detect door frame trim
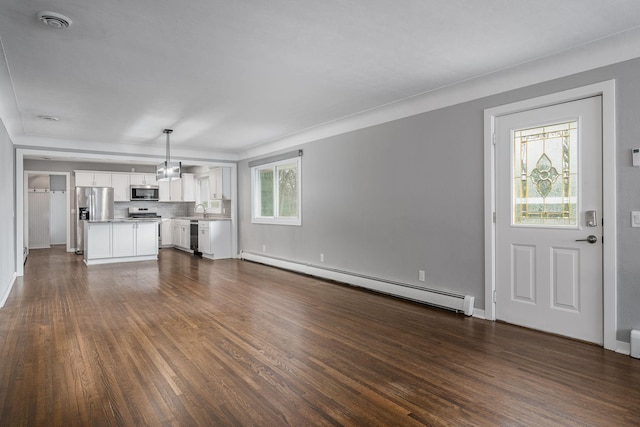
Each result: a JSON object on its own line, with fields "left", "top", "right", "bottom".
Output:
{"left": 484, "top": 80, "right": 617, "bottom": 351}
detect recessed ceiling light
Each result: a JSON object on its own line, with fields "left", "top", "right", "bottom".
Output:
{"left": 38, "top": 115, "right": 59, "bottom": 121}
{"left": 36, "top": 11, "right": 72, "bottom": 29}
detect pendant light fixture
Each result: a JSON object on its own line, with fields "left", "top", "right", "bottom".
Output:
{"left": 156, "top": 129, "right": 182, "bottom": 181}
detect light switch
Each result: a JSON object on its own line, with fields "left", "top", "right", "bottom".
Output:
{"left": 632, "top": 211, "right": 640, "bottom": 227}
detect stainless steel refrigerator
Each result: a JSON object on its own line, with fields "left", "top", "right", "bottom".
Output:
{"left": 75, "top": 186, "right": 114, "bottom": 254}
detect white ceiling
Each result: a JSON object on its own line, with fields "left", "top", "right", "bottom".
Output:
{"left": 2, "top": 0, "right": 640, "bottom": 161}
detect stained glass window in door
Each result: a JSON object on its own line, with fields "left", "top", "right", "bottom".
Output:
{"left": 512, "top": 121, "right": 577, "bottom": 226}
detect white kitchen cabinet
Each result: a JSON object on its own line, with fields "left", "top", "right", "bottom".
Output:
{"left": 136, "top": 222, "right": 158, "bottom": 256}
{"left": 179, "top": 222, "right": 191, "bottom": 250}
{"left": 85, "top": 221, "right": 158, "bottom": 265}
{"left": 112, "top": 222, "right": 136, "bottom": 257}
{"left": 75, "top": 171, "right": 112, "bottom": 187}
{"left": 84, "top": 222, "right": 111, "bottom": 260}
{"left": 170, "top": 178, "right": 182, "bottom": 201}
{"left": 111, "top": 173, "right": 130, "bottom": 201}
{"left": 159, "top": 178, "right": 182, "bottom": 201}
{"left": 160, "top": 219, "right": 173, "bottom": 247}
{"left": 198, "top": 224, "right": 210, "bottom": 254}
{"left": 94, "top": 173, "right": 112, "bottom": 187}
{"left": 159, "top": 180, "right": 171, "bottom": 201}
{"left": 75, "top": 172, "right": 93, "bottom": 187}
{"left": 172, "top": 221, "right": 179, "bottom": 244}
{"left": 130, "top": 173, "right": 157, "bottom": 186}
{"left": 198, "top": 220, "right": 231, "bottom": 260}
{"left": 159, "top": 174, "right": 195, "bottom": 202}
{"left": 172, "top": 219, "right": 191, "bottom": 251}
{"left": 209, "top": 167, "right": 231, "bottom": 200}
{"left": 181, "top": 173, "right": 195, "bottom": 201}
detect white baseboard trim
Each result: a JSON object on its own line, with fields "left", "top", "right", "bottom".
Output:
{"left": 472, "top": 309, "right": 486, "bottom": 320}
{"left": 615, "top": 341, "right": 631, "bottom": 356}
{"left": 0, "top": 272, "right": 17, "bottom": 308}
{"left": 84, "top": 255, "right": 158, "bottom": 266}
{"left": 240, "top": 251, "right": 475, "bottom": 316}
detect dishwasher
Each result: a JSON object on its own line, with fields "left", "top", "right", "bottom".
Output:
{"left": 190, "top": 220, "right": 202, "bottom": 257}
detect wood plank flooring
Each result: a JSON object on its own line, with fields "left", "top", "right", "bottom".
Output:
{"left": 0, "top": 246, "right": 639, "bottom": 426}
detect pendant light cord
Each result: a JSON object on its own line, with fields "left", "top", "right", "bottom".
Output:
{"left": 163, "top": 129, "right": 173, "bottom": 162}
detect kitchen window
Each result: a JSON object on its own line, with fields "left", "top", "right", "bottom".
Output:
{"left": 196, "top": 176, "right": 209, "bottom": 205}
{"left": 251, "top": 156, "right": 301, "bottom": 225}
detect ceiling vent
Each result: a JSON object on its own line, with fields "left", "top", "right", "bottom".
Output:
{"left": 38, "top": 115, "right": 59, "bottom": 121}
{"left": 37, "top": 11, "right": 72, "bottom": 29}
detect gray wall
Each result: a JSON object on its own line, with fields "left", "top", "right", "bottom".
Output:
{"left": 239, "top": 57, "right": 640, "bottom": 343}
{"left": 0, "top": 119, "right": 16, "bottom": 306}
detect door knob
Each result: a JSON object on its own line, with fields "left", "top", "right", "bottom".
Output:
{"left": 575, "top": 235, "right": 597, "bottom": 244}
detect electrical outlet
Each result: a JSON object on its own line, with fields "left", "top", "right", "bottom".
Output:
{"left": 262, "top": 244, "right": 266, "bottom": 252}
{"left": 320, "top": 253, "right": 324, "bottom": 262}
{"left": 418, "top": 270, "right": 425, "bottom": 282}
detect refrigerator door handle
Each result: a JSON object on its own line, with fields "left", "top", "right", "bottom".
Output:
{"left": 88, "top": 194, "right": 94, "bottom": 221}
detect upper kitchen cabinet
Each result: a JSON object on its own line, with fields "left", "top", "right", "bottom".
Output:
{"left": 75, "top": 171, "right": 112, "bottom": 187}
{"left": 209, "top": 167, "right": 231, "bottom": 199}
{"left": 111, "top": 173, "right": 130, "bottom": 201}
{"left": 158, "top": 180, "right": 169, "bottom": 201}
{"left": 158, "top": 180, "right": 176, "bottom": 201}
{"left": 130, "top": 173, "right": 157, "bottom": 186}
{"left": 181, "top": 173, "right": 195, "bottom": 201}
{"left": 158, "top": 173, "right": 195, "bottom": 202}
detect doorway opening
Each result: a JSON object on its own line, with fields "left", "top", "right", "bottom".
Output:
{"left": 23, "top": 171, "right": 72, "bottom": 262}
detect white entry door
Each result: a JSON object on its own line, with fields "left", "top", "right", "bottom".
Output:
{"left": 495, "top": 96, "right": 603, "bottom": 344}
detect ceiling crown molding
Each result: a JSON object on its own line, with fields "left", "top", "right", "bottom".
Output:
{"left": 239, "top": 26, "right": 640, "bottom": 161}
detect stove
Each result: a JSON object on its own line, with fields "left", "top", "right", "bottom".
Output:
{"left": 128, "top": 207, "right": 162, "bottom": 219}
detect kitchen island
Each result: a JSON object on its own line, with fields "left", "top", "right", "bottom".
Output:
{"left": 84, "top": 219, "right": 159, "bottom": 265}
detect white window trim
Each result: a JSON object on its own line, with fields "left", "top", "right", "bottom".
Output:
{"left": 251, "top": 156, "right": 302, "bottom": 226}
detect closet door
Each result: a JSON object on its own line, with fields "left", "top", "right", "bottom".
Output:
{"left": 28, "top": 192, "right": 50, "bottom": 249}
{"left": 50, "top": 190, "right": 66, "bottom": 245}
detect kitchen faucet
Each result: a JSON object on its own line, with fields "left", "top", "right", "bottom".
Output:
{"left": 194, "top": 203, "right": 206, "bottom": 217}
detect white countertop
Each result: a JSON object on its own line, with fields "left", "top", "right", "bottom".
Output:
{"left": 173, "top": 217, "right": 231, "bottom": 221}
{"left": 88, "top": 218, "right": 161, "bottom": 223}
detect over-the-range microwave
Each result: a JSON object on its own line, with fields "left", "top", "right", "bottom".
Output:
{"left": 130, "top": 185, "right": 159, "bottom": 201}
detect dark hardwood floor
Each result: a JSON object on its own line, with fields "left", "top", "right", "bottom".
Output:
{"left": 0, "top": 246, "right": 639, "bottom": 426}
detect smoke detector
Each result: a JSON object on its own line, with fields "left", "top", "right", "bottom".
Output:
{"left": 37, "top": 11, "right": 72, "bottom": 29}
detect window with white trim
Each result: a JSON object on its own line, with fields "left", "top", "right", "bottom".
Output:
{"left": 251, "top": 156, "right": 301, "bottom": 225}
{"left": 196, "top": 176, "right": 209, "bottom": 206}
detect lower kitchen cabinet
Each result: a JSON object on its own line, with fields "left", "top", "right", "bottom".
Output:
{"left": 136, "top": 222, "right": 159, "bottom": 256}
{"left": 198, "top": 226, "right": 210, "bottom": 254}
{"left": 112, "top": 222, "right": 136, "bottom": 257}
{"left": 198, "top": 220, "right": 231, "bottom": 260}
{"left": 173, "top": 219, "right": 191, "bottom": 251}
{"left": 160, "top": 219, "right": 173, "bottom": 247}
{"left": 84, "top": 221, "right": 158, "bottom": 265}
{"left": 85, "top": 222, "right": 111, "bottom": 259}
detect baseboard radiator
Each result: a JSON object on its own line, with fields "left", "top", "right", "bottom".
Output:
{"left": 240, "top": 251, "right": 475, "bottom": 316}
